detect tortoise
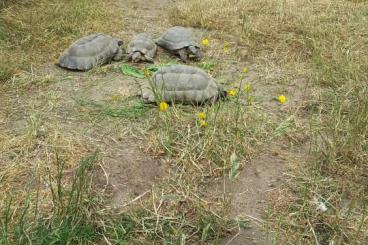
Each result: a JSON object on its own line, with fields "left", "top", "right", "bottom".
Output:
{"left": 58, "top": 33, "right": 125, "bottom": 71}
{"left": 127, "top": 33, "right": 157, "bottom": 63}
{"left": 156, "top": 26, "right": 202, "bottom": 62}
{"left": 140, "top": 65, "right": 226, "bottom": 104}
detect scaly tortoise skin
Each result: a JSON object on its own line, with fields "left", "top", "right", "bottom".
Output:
{"left": 141, "top": 65, "right": 225, "bottom": 104}
{"left": 58, "top": 33, "right": 125, "bottom": 71}
{"left": 127, "top": 33, "right": 157, "bottom": 63}
{"left": 156, "top": 26, "right": 202, "bottom": 62}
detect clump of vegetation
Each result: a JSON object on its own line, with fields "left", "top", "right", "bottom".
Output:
{"left": 146, "top": 86, "right": 273, "bottom": 172}
{"left": 0, "top": 0, "right": 123, "bottom": 82}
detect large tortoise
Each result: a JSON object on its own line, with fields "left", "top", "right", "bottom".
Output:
{"left": 156, "top": 26, "right": 202, "bottom": 62}
{"left": 127, "top": 33, "right": 157, "bottom": 63}
{"left": 141, "top": 65, "right": 225, "bottom": 104}
{"left": 58, "top": 33, "right": 125, "bottom": 71}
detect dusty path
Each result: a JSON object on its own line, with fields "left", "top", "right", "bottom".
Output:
{"left": 216, "top": 151, "right": 285, "bottom": 244}
{"left": 117, "top": 0, "right": 169, "bottom": 34}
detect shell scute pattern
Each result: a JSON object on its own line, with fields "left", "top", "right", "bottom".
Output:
{"left": 156, "top": 26, "right": 199, "bottom": 50}
{"left": 141, "top": 65, "right": 222, "bottom": 104}
{"left": 127, "top": 33, "right": 157, "bottom": 62}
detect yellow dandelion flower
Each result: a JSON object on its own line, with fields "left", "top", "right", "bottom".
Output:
{"left": 144, "top": 69, "right": 152, "bottom": 78}
{"left": 201, "top": 38, "right": 209, "bottom": 46}
{"left": 228, "top": 89, "right": 237, "bottom": 97}
{"left": 242, "top": 67, "right": 249, "bottom": 74}
{"left": 199, "top": 119, "right": 208, "bottom": 127}
{"left": 159, "top": 101, "right": 169, "bottom": 112}
{"left": 223, "top": 42, "right": 230, "bottom": 53}
{"left": 198, "top": 112, "right": 207, "bottom": 120}
{"left": 278, "top": 95, "right": 287, "bottom": 104}
{"left": 244, "top": 83, "right": 251, "bottom": 93}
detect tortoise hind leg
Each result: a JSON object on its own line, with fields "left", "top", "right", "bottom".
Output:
{"left": 177, "top": 48, "right": 188, "bottom": 63}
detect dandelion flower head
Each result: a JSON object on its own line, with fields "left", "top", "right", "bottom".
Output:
{"left": 199, "top": 119, "right": 208, "bottom": 127}
{"left": 201, "top": 38, "right": 209, "bottom": 46}
{"left": 159, "top": 101, "right": 169, "bottom": 111}
{"left": 278, "top": 95, "right": 287, "bottom": 104}
{"left": 228, "top": 89, "right": 237, "bottom": 97}
{"left": 198, "top": 112, "right": 207, "bottom": 120}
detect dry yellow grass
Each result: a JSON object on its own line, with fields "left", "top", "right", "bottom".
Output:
{"left": 0, "top": 0, "right": 124, "bottom": 215}
{"left": 169, "top": 0, "right": 368, "bottom": 243}
{"left": 0, "top": 0, "right": 124, "bottom": 242}
{"left": 0, "top": 0, "right": 123, "bottom": 81}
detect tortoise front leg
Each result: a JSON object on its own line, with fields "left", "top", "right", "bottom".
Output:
{"left": 144, "top": 55, "right": 155, "bottom": 63}
{"left": 177, "top": 48, "right": 188, "bottom": 63}
{"left": 113, "top": 47, "right": 127, "bottom": 61}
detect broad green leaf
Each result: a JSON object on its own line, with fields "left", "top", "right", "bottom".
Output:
{"left": 201, "top": 223, "right": 211, "bottom": 241}
{"left": 238, "top": 219, "right": 250, "bottom": 229}
{"left": 145, "top": 62, "right": 178, "bottom": 72}
{"left": 229, "top": 152, "right": 240, "bottom": 181}
{"left": 145, "top": 64, "right": 158, "bottom": 72}
{"left": 199, "top": 61, "right": 215, "bottom": 71}
{"left": 120, "top": 64, "right": 145, "bottom": 78}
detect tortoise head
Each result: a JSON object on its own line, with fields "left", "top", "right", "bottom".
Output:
{"left": 188, "top": 45, "right": 202, "bottom": 61}
{"left": 117, "top": 40, "right": 124, "bottom": 46}
{"left": 113, "top": 37, "right": 124, "bottom": 46}
{"left": 143, "top": 55, "right": 154, "bottom": 63}
{"left": 217, "top": 87, "right": 227, "bottom": 100}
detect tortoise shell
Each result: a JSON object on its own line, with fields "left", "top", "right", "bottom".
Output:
{"left": 58, "top": 33, "right": 123, "bottom": 71}
{"left": 141, "top": 65, "right": 223, "bottom": 104}
{"left": 128, "top": 33, "right": 156, "bottom": 57}
{"left": 156, "top": 26, "right": 199, "bottom": 51}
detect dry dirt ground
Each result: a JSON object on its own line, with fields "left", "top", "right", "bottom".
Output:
{"left": 0, "top": 0, "right": 310, "bottom": 244}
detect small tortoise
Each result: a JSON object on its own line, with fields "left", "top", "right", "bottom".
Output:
{"left": 127, "top": 33, "right": 157, "bottom": 63}
{"left": 58, "top": 33, "right": 125, "bottom": 71}
{"left": 156, "top": 26, "right": 202, "bottom": 62}
{"left": 141, "top": 65, "right": 225, "bottom": 104}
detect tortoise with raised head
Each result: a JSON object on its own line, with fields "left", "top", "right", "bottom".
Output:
{"left": 141, "top": 65, "right": 225, "bottom": 104}
{"left": 156, "top": 26, "right": 202, "bottom": 62}
{"left": 58, "top": 33, "right": 125, "bottom": 71}
{"left": 127, "top": 33, "right": 157, "bottom": 63}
